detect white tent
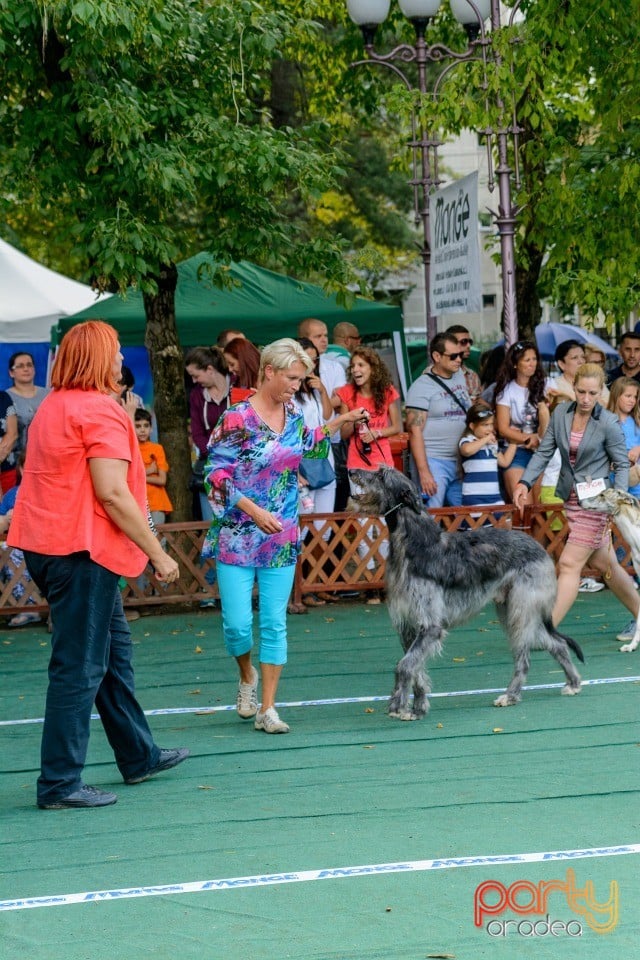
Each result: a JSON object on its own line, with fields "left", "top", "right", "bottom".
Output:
{"left": 0, "top": 238, "right": 108, "bottom": 342}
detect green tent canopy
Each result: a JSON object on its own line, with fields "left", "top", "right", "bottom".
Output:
{"left": 53, "top": 254, "right": 404, "bottom": 347}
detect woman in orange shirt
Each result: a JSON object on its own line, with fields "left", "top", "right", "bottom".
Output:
{"left": 8, "top": 322, "right": 189, "bottom": 809}
{"left": 335, "top": 347, "right": 401, "bottom": 603}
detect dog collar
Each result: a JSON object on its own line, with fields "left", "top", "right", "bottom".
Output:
{"left": 383, "top": 503, "right": 404, "bottom": 519}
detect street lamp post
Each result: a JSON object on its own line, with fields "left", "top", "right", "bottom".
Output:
{"left": 346, "top": 0, "right": 523, "bottom": 347}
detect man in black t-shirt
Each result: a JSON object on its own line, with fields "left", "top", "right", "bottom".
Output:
{"left": 607, "top": 331, "right": 640, "bottom": 386}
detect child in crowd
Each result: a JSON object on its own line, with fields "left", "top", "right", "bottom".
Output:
{"left": 134, "top": 409, "right": 173, "bottom": 524}
{"left": 0, "top": 452, "right": 41, "bottom": 627}
{"left": 459, "top": 400, "right": 517, "bottom": 509}
{"left": 608, "top": 377, "right": 640, "bottom": 497}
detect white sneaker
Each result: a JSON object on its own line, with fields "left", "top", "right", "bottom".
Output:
{"left": 254, "top": 707, "right": 290, "bottom": 734}
{"left": 578, "top": 578, "right": 605, "bottom": 593}
{"left": 616, "top": 619, "right": 638, "bottom": 642}
{"left": 236, "top": 667, "right": 259, "bottom": 718}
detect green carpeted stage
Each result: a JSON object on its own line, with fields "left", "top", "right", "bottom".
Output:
{"left": 2, "top": 591, "right": 639, "bottom": 958}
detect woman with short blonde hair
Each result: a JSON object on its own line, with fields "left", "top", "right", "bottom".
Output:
{"left": 203, "top": 337, "right": 366, "bottom": 734}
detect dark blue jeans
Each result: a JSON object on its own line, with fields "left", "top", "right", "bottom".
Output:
{"left": 24, "top": 551, "right": 160, "bottom": 805}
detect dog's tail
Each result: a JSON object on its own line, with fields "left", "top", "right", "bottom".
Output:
{"left": 546, "top": 617, "right": 585, "bottom": 663}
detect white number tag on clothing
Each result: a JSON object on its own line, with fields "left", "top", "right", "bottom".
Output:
{"left": 576, "top": 477, "right": 606, "bottom": 501}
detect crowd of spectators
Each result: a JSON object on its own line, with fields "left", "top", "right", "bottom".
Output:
{"left": 4, "top": 317, "right": 640, "bottom": 760}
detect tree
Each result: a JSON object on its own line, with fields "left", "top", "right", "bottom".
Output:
{"left": 320, "top": 1, "right": 640, "bottom": 338}
{"left": 265, "top": 1, "right": 421, "bottom": 292}
{"left": 0, "top": 0, "right": 356, "bottom": 517}
{"left": 493, "top": 0, "right": 640, "bottom": 335}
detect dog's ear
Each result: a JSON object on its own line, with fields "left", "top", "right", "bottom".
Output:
{"left": 400, "top": 481, "right": 423, "bottom": 514}
{"left": 618, "top": 490, "right": 639, "bottom": 507}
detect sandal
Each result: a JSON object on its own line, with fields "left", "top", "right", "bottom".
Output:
{"left": 8, "top": 612, "right": 42, "bottom": 628}
{"left": 287, "top": 602, "right": 308, "bottom": 615}
{"left": 302, "top": 594, "right": 326, "bottom": 607}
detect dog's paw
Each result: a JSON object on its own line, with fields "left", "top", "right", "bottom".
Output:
{"left": 561, "top": 683, "right": 581, "bottom": 696}
{"left": 493, "top": 693, "right": 518, "bottom": 707}
{"left": 411, "top": 704, "right": 429, "bottom": 719}
{"left": 619, "top": 640, "right": 638, "bottom": 653}
{"left": 388, "top": 707, "right": 420, "bottom": 721}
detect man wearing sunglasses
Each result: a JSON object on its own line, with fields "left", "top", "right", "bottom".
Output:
{"left": 445, "top": 324, "right": 481, "bottom": 401}
{"left": 406, "top": 332, "right": 471, "bottom": 507}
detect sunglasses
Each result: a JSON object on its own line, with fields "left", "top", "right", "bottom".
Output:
{"left": 456, "top": 337, "right": 473, "bottom": 346}
{"left": 442, "top": 351, "right": 465, "bottom": 361}
{"left": 473, "top": 409, "right": 494, "bottom": 421}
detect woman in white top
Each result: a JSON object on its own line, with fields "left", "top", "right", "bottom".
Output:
{"left": 292, "top": 338, "right": 337, "bottom": 609}
{"left": 494, "top": 340, "right": 549, "bottom": 504}
{"left": 294, "top": 338, "right": 336, "bottom": 519}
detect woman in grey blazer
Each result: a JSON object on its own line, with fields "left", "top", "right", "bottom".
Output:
{"left": 513, "top": 363, "right": 639, "bottom": 633}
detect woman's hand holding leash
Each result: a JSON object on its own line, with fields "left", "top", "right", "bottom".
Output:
{"left": 152, "top": 553, "right": 180, "bottom": 583}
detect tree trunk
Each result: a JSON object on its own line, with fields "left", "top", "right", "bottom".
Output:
{"left": 515, "top": 237, "right": 544, "bottom": 342}
{"left": 143, "top": 264, "right": 193, "bottom": 521}
{"left": 512, "top": 117, "right": 546, "bottom": 341}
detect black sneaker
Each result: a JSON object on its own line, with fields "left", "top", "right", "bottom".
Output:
{"left": 124, "top": 747, "right": 190, "bottom": 785}
{"left": 38, "top": 784, "right": 118, "bottom": 809}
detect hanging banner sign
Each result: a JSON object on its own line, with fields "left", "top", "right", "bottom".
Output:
{"left": 429, "top": 171, "right": 482, "bottom": 316}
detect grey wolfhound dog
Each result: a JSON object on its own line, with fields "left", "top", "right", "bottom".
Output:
{"left": 349, "top": 466, "right": 584, "bottom": 720}
{"left": 582, "top": 487, "right": 640, "bottom": 652}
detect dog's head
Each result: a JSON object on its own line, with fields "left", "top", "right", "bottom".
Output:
{"left": 348, "top": 466, "right": 423, "bottom": 517}
{"left": 581, "top": 487, "right": 635, "bottom": 516}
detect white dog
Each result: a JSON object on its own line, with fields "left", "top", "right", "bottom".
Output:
{"left": 582, "top": 487, "right": 640, "bottom": 652}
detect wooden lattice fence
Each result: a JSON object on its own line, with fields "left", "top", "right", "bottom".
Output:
{"left": 0, "top": 505, "right": 633, "bottom": 617}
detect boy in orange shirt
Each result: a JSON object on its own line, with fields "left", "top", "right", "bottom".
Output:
{"left": 134, "top": 409, "right": 173, "bottom": 524}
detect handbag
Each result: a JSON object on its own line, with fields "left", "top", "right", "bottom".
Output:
{"left": 188, "top": 455, "right": 207, "bottom": 493}
{"left": 299, "top": 456, "right": 335, "bottom": 490}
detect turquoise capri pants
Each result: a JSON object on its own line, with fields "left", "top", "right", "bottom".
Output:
{"left": 216, "top": 561, "right": 296, "bottom": 666}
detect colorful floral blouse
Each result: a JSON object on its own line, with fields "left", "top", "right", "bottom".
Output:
{"left": 202, "top": 400, "right": 328, "bottom": 567}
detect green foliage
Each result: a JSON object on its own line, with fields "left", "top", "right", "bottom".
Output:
{"left": 513, "top": 0, "right": 640, "bottom": 326}
{"left": 0, "top": 0, "right": 356, "bottom": 293}
{"left": 3, "top": 0, "right": 638, "bottom": 331}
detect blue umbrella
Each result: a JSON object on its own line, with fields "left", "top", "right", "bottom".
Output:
{"left": 499, "top": 323, "right": 618, "bottom": 360}
{"left": 532, "top": 323, "right": 618, "bottom": 360}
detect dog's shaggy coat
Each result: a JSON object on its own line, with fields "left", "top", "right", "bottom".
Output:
{"left": 350, "top": 466, "right": 583, "bottom": 720}
{"left": 583, "top": 487, "right": 640, "bottom": 652}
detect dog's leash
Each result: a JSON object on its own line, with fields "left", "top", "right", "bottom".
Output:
{"left": 383, "top": 502, "right": 404, "bottom": 520}
{"left": 604, "top": 516, "right": 615, "bottom": 582}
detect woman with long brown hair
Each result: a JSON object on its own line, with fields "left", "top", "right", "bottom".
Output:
{"left": 222, "top": 336, "right": 260, "bottom": 402}
{"left": 335, "top": 346, "right": 401, "bottom": 603}
{"left": 185, "top": 345, "right": 230, "bottom": 521}
{"left": 494, "top": 339, "right": 549, "bottom": 503}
